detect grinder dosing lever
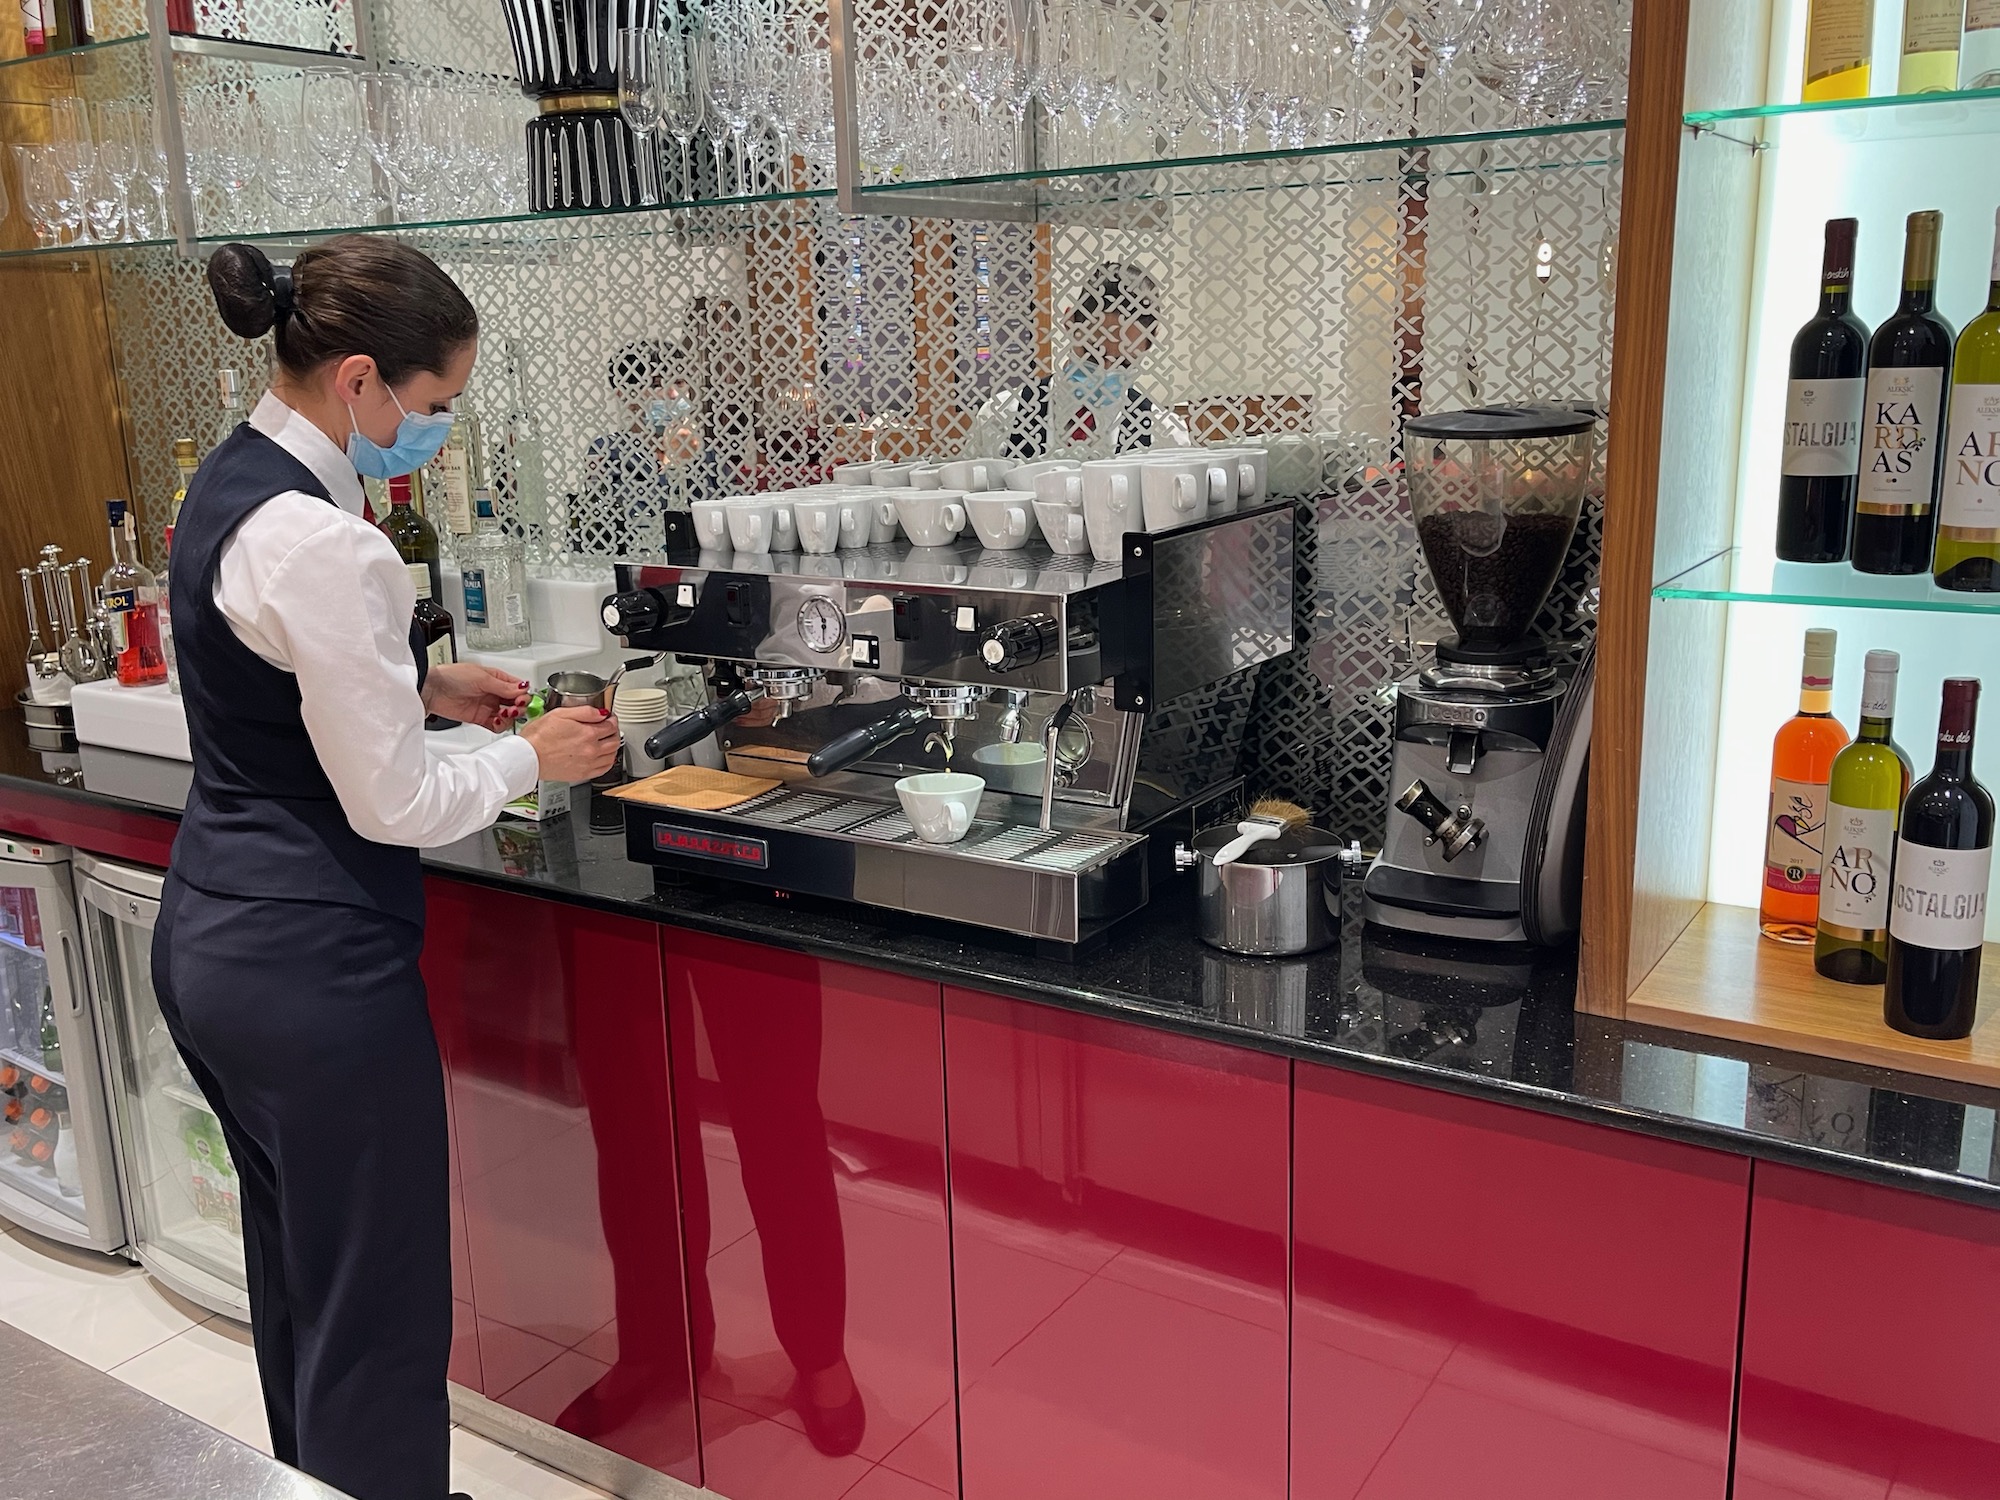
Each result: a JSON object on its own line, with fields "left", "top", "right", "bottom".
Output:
{"left": 1393, "top": 779, "right": 1485, "bottom": 861}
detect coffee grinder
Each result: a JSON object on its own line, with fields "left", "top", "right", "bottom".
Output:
{"left": 1363, "top": 406, "right": 1598, "bottom": 946}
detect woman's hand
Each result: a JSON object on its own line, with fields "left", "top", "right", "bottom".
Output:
{"left": 519, "top": 706, "right": 622, "bottom": 783}
{"left": 421, "top": 664, "right": 531, "bottom": 731}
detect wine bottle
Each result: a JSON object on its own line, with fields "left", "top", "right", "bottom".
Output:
{"left": 1854, "top": 211, "right": 1955, "bottom": 575}
{"left": 1903, "top": 0, "right": 1966, "bottom": 90}
{"left": 1965, "top": 0, "right": 2000, "bottom": 86}
{"left": 1779, "top": 219, "right": 1871, "bottom": 564}
{"left": 1816, "top": 651, "right": 1914, "bottom": 983}
{"left": 1763, "top": 628, "right": 1852, "bottom": 944}
{"left": 379, "top": 472, "right": 442, "bottom": 608}
{"left": 1885, "top": 677, "right": 1994, "bottom": 1038}
{"left": 1804, "top": 0, "right": 1875, "bottom": 100}
{"left": 1935, "top": 208, "right": 2000, "bottom": 591}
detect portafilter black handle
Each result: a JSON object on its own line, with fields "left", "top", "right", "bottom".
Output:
{"left": 644, "top": 690, "right": 756, "bottom": 761}
{"left": 806, "top": 704, "right": 929, "bottom": 779}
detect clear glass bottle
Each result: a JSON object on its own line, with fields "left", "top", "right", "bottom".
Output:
{"left": 214, "top": 367, "right": 246, "bottom": 450}
{"left": 100, "top": 498, "right": 167, "bottom": 688}
{"left": 462, "top": 488, "right": 531, "bottom": 650}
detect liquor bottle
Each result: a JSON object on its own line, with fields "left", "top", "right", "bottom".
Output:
{"left": 1854, "top": 211, "right": 1955, "bottom": 574}
{"left": 70, "top": 0, "right": 90, "bottom": 45}
{"left": 41, "top": 0, "right": 72, "bottom": 51}
{"left": 214, "top": 367, "right": 246, "bottom": 449}
{"left": 100, "top": 499, "right": 167, "bottom": 688}
{"left": 1762, "top": 628, "right": 1851, "bottom": 943}
{"left": 21, "top": 0, "right": 45, "bottom": 53}
{"left": 1965, "top": 0, "right": 2000, "bottom": 86}
{"left": 500, "top": 341, "right": 552, "bottom": 563}
{"left": 410, "top": 567, "right": 457, "bottom": 675}
{"left": 463, "top": 489, "right": 531, "bottom": 651}
{"left": 432, "top": 403, "right": 482, "bottom": 550}
{"left": 169, "top": 437, "right": 198, "bottom": 531}
{"left": 38, "top": 991, "right": 61, "bottom": 1074}
{"left": 1803, "top": 0, "right": 1875, "bottom": 100}
{"left": 379, "top": 472, "right": 442, "bottom": 607}
{"left": 1885, "top": 677, "right": 1994, "bottom": 1038}
{"left": 1778, "top": 219, "right": 1870, "bottom": 563}
{"left": 1816, "top": 651, "right": 1914, "bottom": 983}
{"left": 1902, "top": 0, "right": 1966, "bottom": 89}
{"left": 1935, "top": 208, "right": 2000, "bottom": 591}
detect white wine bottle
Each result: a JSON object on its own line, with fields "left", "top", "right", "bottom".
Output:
{"left": 1902, "top": 0, "right": 1966, "bottom": 91}
{"left": 1935, "top": 207, "right": 2000, "bottom": 591}
{"left": 1804, "top": 0, "right": 1876, "bottom": 100}
{"left": 1963, "top": 0, "right": 2000, "bottom": 87}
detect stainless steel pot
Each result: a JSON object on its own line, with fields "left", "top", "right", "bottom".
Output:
{"left": 1177, "top": 820, "right": 1342, "bottom": 956}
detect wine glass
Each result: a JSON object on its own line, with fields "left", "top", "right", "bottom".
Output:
{"left": 779, "top": 23, "right": 836, "bottom": 182}
{"left": 257, "top": 72, "right": 332, "bottom": 220}
{"left": 947, "top": 0, "right": 1017, "bottom": 174}
{"left": 92, "top": 99, "right": 140, "bottom": 241}
{"left": 1477, "top": 0, "right": 1581, "bottom": 124}
{"left": 1185, "top": 0, "right": 1259, "bottom": 153}
{"left": 660, "top": 20, "right": 706, "bottom": 202}
{"left": 1412, "top": 0, "right": 1488, "bottom": 128}
{"left": 704, "top": 4, "right": 759, "bottom": 197}
{"left": 48, "top": 97, "right": 96, "bottom": 245}
{"left": 1322, "top": 0, "right": 1389, "bottom": 139}
{"left": 618, "top": 26, "right": 665, "bottom": 205}
{"left": 12, "top": 146, "right": 65, "bottom": 248}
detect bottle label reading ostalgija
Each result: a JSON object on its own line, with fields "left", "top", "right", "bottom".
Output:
{"left": 462, "top": 567, "right": 489, "bottom": 626}
{"left": 1783, "top": 378, "right": 1866, "bottom": 477}
{"left": 1889, "top": 841, "right": 1992, "bottom": 949}
{"left": 1942, "top": 384, "right": 2000, "bottom": 527}
{"left": 1857, "top": 367, "right": 1944, "bottom": 511}
{"left": 1821, "top": 803, "right": 1897, "bottom": 932}
{"left": 1766, "top": 777, "right": 1832, "bottom": 896}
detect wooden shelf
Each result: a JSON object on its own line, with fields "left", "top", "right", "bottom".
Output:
{"left": 1629, "top": 904, "right": 2000, "bottom": 1090}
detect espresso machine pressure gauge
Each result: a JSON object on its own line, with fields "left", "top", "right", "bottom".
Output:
{"left": 797, "top": 596, "right": 847, "bottom": 653}
{"left": 979, "top": 613, "right": 1061, "bottom": 673}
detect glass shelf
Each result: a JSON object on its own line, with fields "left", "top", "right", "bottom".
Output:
{"left": 854, "top": 114, "right": 1626, "bottom": 214}
{"left": 1686, "top": 83, "right": 2000, "bottom": 126}
{"left": 1654, "top": 547, "right": 2000, "bottom": 615}
{"left": 0, "top": 30, "right": 363, "bottom": 75}
{"left": 0, "top": 34, "right": 146, "bottom": 74}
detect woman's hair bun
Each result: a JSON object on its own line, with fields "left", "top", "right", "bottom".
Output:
{"left": 206, "top": 242, "right": 280, "bottom": 339}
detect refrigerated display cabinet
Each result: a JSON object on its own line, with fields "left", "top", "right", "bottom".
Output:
{"left": 76, "top": 853, "right": 249, "bottom": 1322}
{"left": 0, "top": 836, "right": 126, "bottom": 1252}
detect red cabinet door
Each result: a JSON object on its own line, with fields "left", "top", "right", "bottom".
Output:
{"left": 1736, "top": 1164, "right": 2000, "bottom": 1500}
{"left": 1292, "top": 1063, "right": 1746, "bottom": 1500}
{"left": 665, "top": 931, "right": 956, "bottom": 1500}
{"left": 943, "top": 987, "right": 1290, "bottom": 1500}
{"left": 422, "top": 878, "right": 699, "bottom": 1485}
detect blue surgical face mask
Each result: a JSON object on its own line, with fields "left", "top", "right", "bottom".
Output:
{"left": 644, "top": 398, "right": 672, "bottom": 430}
{"left": 1066, "top": 359, "right": 1129, "bottom": 410}
{"left": 346, "top": 384, "right": 456, "bottom": 480}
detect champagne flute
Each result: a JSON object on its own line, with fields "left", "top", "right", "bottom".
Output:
{"left": 660, "top": 20, "right": 705, "bottom": 202}
{"left": 618, "top": 25, "right": 665, "bottom": 205}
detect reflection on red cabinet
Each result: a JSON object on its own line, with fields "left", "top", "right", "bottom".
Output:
{"left": 664, "top": 932, "right": 956, "bottom": 1500}
{"left": 1291, "top": 1064, "right": 1745, "bottom": 1500}
{"left": 942, "top": 987, "right": 1290, "bottom": 1500}
{"left": 421, "top": 878, "right": 698, "bottom": 1485}
{"left": 1736, "top": 1164, "right": 2000, "bottom": 1500}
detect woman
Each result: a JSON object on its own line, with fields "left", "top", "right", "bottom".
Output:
{"left": 153, "top": 236, "right": 620, "bottom": 1500}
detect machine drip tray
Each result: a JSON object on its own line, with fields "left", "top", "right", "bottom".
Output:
{"left": 729, "top": 787, "right": 1137, "bottom": 875}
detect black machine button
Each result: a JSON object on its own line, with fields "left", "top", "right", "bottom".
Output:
{"left": 725, "top": 581, "right": 757, "bottom": 627}
{"left": 978, "top": 613, "right": 1062, "bottom": 672}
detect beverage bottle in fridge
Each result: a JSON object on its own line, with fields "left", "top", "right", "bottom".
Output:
{"left": 52, "top": 1111, "right": 78, "bottom": 1194}
{"left": 38, "top": 991, "right": 61, "bottom": 1074}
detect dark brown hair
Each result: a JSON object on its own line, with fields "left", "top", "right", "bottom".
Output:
{"left": 206, "top": 235, "right": 478, "bottom": 386}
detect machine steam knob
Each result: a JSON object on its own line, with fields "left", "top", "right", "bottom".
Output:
{"left": 601, "top": 587, "right": 675, "bottom": 638}
{"left": 979, "top": 613, "right": 1061, "bottom": 673}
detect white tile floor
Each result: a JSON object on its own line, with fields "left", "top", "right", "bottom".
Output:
{"left": 0, "top": 1220, "right": 617, "bottom": 1500}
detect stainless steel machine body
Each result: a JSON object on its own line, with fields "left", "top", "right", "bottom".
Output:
{"left": 603, "top": 505, "right": 1295, "bottom": 944}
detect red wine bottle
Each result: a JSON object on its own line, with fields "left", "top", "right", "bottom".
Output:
{"left": 1885, "top": 677, "right": 1994, "bottom": 1039}
{"left": 1777, "top": 217, "right": 1871, "bottom": 564}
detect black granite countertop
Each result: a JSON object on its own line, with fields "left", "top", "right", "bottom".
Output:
{"left": 8, "top": 740, "right": 1999, "bottom": 1212}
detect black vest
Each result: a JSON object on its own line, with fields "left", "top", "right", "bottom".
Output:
{"left": 169, "top": 424, "right": 429, "bottom": 925}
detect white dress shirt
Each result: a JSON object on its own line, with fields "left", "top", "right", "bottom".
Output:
{"left": 210, "top": 392, "right": 539, "bottom": 847}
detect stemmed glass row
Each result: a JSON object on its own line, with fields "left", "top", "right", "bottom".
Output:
{"left": 9, "top": 96, "right": 174, "bottom": 248}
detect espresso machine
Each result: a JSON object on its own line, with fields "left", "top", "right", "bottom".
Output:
{"left": 1363, "top": 406, "right": 1598, "bottom": 946}
{"left": 600, "top": 504, "right": 1295, "bottom": 945}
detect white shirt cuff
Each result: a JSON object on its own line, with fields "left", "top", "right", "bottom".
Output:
{"left": 488, "top": 732, "right": 543, "bottom": 805}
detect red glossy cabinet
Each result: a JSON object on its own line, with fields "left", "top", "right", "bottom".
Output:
{"left": 942, "top": 987, "right": 1291, "bottom": 1500}
{"left": 422, "top": 879, "right": 699, "bottom": 1485}
{"left": 1735, "top": 1164, "right": 2000, "bottom": 1500}
{"left": 1291, "top": 1064, "right": 1747, "bottom": 1500}
{"left": 663, "top": 931, "right": 956, "bottom": 1500}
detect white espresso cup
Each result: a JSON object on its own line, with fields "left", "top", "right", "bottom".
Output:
{"left": 1140, "top": 455, "right": 1221, "bottom": 531}
{"left": 942, "top": 457, "right": 1004, "bottom": 492}
{"left": 1206, "top": 446, "right": 1269, "bottom": 511}
{"left": 1081, "top": 457, "right": 1147, "bottom": 564}
{"left": 831, "top": 461, "right": 878, "bottom": 485}
{"left": 966, "top": 490, "right": 1035, "bottom": 551}
{"left": 872, "top": 493, "right": 903, "bottom": 540}
{"left": 835, "top": 493, "right": 875, "bottom": 548}
{"left": 727, "top": 497, "right": 797, "bottom": 554}
{"left": 871, "top": 461, "right": 920, "bottom": 487}
{"left": 690, "top": 498, "right": 733, "bottom": 551}
{"left": 895, "top": 771, "right": 986, "bottom": 844}
{"left": 1033, "top": 497, "right": 1090, "bottom": 554}
{"left": 1005, "top": 458, "right": 1081, "bottom": 491}
{"left": 895, "top": 489, "right": 969, "bottom": 547}
{"left": 1032, "top": 468, "right": 1084, "bottom": 509}
{"left": 909, "top": 463, "right": 947, "bottom": 491}
{"left": 791, "top": 496, "right": 843, "bottom": 555}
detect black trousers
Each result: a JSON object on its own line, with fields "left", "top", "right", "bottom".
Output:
{"left": 152, "top": 875, "right": 451, "bottom": 1500}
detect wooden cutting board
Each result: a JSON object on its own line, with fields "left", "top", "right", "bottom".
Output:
{"left": 607, "top": 765, "right": 781, "bottom": 811}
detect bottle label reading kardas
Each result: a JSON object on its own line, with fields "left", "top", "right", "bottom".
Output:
{"left": 1783, "top": 378, "right": 1866, "bottom": 477}
{"left": 1889, "top": 841, "right": 1992, "bottom": 949}
{"left": 1942, "top": 383, "right": 2000, "bottom": 527}
{"left": 1767, "top": 776, "right": 1832, "bottom": 896}
{"left": 1821, "top": 803, "right": 1896, "bottom": 931}
{"left": 462, "top": 567, "right": 489, "bottom": 627}
{"left": 1858, "top": 366, "right": 1945, "bottom": 510}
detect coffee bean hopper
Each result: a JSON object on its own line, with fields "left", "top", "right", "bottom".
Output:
{"left": 1364, "top": 405, "right": 1599, "bottom": 946}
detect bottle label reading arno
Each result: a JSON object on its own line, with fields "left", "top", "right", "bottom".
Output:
{"left": 1821, "top": 803, "right": 1896, "bottom": 931}
{"left": 1766, "top": 777, "right": 1832, "bottom": 896}
{"left": 1889, "top": 841, "right": 1992, "bottom": 949}
{"left": 1942, "top": 384, "right": 2000, "bottom": 527}
{"left": 1783, "top": 378, "right": 1866, "bottom": 477}
{"left": 1858, "top": 367, "right": 1945, "bottom": 510}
